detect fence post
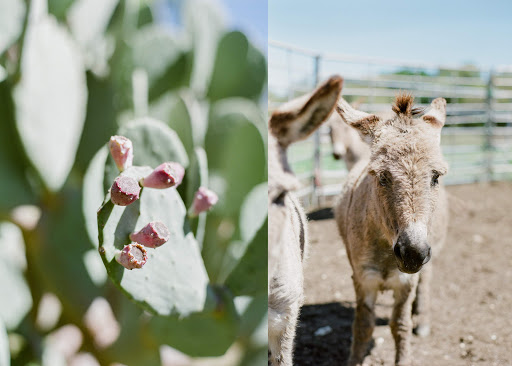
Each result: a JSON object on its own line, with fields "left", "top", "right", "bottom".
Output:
{"left": 312, "top": 55, "right": 321, "bottom": 208}
{"left": 485, "top": 69, "right": 495, "bottom": 182}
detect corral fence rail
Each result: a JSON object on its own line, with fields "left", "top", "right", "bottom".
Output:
{"left": 268, "top": 40, "right": 512, "bottom": 210}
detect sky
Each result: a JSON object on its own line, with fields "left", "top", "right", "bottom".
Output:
{"left": 269, "top": 0, "right": 512, "bottom": 69}
{"left": 163, "top": 0, "right": 267, "bottom": 51}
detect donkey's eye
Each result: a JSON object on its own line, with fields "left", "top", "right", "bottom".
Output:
{"left": 431, "top": 171, "right": 440, "bottom": 187}
{"left": 272, "top": 191, "right": 286, "bottom": 206}
{"left": 379, "top": 176, "right": 387, "bottom": 187}
{"left": 379, "top": 171, "right": 391, "bottom": 187}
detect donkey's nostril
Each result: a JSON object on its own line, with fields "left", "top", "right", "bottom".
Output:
{"left": 422, "top": 247, "right": 432, "bottom": 265}
{"left": 393, "top": 244, "right": 402, "bottom": 260}
{"left": 333, "top": 153, "right": 342, "bottom": 160}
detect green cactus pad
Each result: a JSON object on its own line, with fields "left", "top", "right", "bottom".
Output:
{"left": 225, "top": 217, "right": 267, "bottom": 297}
{"left": 240, "top": 182, "right": 268, "bottom": 244}
{"left": 132, "top": 25, "right": 190, "bottom": 100}
{"left": 13, "top": 10, "right": 87, "bottom": 191}
{"left": 110, "top": 25, "right": 192, "bottom": 109}
{"left": 75, "top": 74, "right": 118, "bottom": 172}
{"left": 207, "top": 31, "right": 266, "bottom": 102}
{"left": 148, "top": 285, "right": 239, "bottom": 357}
{"left": 169, "top": 91, "right": 209, "bottom": 156}
{"left": 182, "top": 0, "right": 225, "bottom": 95}
{"left": 205, "top": 99, "right": 266, "bottom": 218}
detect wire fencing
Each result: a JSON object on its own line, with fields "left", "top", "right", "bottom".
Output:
{"left": 269, "top": 41, "right": 512, "bottom": 209}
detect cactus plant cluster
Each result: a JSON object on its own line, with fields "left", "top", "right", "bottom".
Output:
{"left": 0, "top": 0, "right": 267, "bottom": 365}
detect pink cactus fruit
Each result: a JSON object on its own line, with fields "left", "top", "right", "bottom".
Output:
{"left": 115, "top": 243, "right": 147, "bottom": 270}
{"left": 129, "top": 221, "right": 171, "bottom": 248}
{"left": 140, "top": 162, "right": 185, "bottom": 189}
{"left": 190, "top": 187, "right": 218, "bottom": 216}
{"left": 169, "top": 162, "right": 185, "bottom": 187}
{"left": 110, "top": 176, "right": 141, "bottom": 206}
{"left": 108, "top": 136, "right": 133, "bottom": 172}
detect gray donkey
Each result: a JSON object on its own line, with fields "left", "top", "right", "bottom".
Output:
{"left": 268, "top": 75, "right": 343, "bottom": 366}
{"left": 334, "top": 94, "right": 449, "bottom": 366}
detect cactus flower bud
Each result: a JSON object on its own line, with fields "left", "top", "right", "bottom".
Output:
{"left": 140, "top": 162, "right": 185, "bottom": 189}
{"left": 129, "top": 221, "right": 171, "bottom": 248}
{"left": 189, "top": 187, "right": 218, "bottom": 216}
{"left": 110, "top": 176, "right": 141, "bottom": 206}
{"left": 115, "top": 243, "right": 147, "bottom": 270}
{"left": 109, "top": 136, "right": 133, "bottom": 172}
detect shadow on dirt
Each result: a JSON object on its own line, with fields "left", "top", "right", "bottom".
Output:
{"left": 307, "top": 207, "right": 334, "bottom": 221}
{"left": 294, "top": 302, "right": 389, "bottom": 366}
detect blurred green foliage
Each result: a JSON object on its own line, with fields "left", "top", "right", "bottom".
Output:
{"left": 0, "top": 0, "right": 267, "bottom": 364}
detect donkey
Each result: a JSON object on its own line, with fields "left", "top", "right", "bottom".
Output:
{"left": 268, "top": 75, "right": 343, "bottom": 366}
{"left": 328, "top": 111, "right": 370, "bottom": 171}
{"left": 334, "top": 94, "right": 449, "bottom": 366}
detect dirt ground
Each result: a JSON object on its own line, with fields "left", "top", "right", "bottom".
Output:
{"left": 294, "top": 182, "right": 512, "bottom": 366}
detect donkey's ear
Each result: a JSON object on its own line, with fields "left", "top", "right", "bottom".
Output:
{"left": 336, "top": 97, "right": 381, "bottom": 142}
{"left": 423, "top": 98, "right": 446, "bottom": 129}
{"left": 270, "top": 75, "right": 343, "bottom": 146}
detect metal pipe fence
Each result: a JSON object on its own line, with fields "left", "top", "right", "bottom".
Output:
{"left": 269, "top": 41, "right": 512, "bottom": 209}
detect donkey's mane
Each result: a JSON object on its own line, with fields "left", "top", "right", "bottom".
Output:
{"left": 392, "top": 93, "right": 424, "bottom": 118}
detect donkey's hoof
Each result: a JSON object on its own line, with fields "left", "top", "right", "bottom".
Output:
{"left": 414, "top": 324, "right": 430, "bottom": 337}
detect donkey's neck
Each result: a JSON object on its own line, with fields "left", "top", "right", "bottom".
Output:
{"left": 268, "top": 133, "right": 301, "bottom": 195}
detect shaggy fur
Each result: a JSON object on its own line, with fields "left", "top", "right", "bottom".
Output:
{"left": 268, "top": 76, "right": 343, "bottom": 366}
{"left": 391, "top": 93, "right": 424, "bottom": 117}
{"left": 334, "top": 94, "right": 449, "bottom": 366}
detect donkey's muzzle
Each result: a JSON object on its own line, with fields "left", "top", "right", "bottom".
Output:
{"left": 393, "top": 231, "right": 431, "bottom": 274}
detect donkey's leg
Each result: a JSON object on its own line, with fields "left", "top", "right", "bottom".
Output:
{"left": 268, "top": 306, "right": 285, "bottom": 365}
{"left": 268, "top": 328, "right": 280, "bottom": 366}
{"left": 412, "top": 263, "right": 432, "bottom": 337}
{"left": 347, "top": 282, "right": 378, "bottom": 366}
{"left": 280, "top": 302, "right": 300, "bottom": 366}
{"left": 390, "top": 279, "right": 418, "bottom": 366}
{"left": 268, "top": 302, "right": 300, "bottom": 366}
{"left": 268, "top": 322, "right": 286, "bottom": 366}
